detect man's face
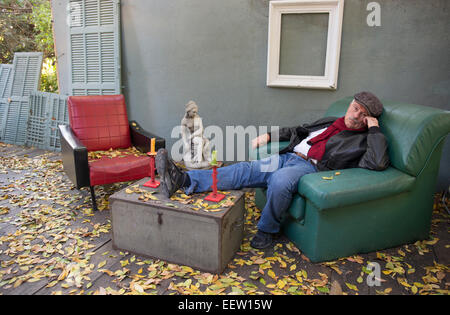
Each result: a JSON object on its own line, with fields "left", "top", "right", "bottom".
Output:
{"left": 344, "top": 100, "right": 369, "bottom": 129}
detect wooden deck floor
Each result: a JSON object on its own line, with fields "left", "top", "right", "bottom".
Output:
{"left": 0, "top": 143, "right": 448, "bottom": 295}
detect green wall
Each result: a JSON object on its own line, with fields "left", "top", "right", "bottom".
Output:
{"left": 52, "top": 0, "right": 449, "bottom": 190}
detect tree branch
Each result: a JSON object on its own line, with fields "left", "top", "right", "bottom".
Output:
{"left": 0, "top": 2, "right": 33, "bottom": 14}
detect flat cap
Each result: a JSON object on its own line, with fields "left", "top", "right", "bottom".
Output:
{"left": 354, "top": 91, "right": 383, "bottom": 117}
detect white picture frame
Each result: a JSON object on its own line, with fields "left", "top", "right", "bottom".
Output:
{"left": 266, "top": 0, "right": 345, "bottom": 90}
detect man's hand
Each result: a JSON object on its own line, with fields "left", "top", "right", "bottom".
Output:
{"left": 252, "top": 133, "right": 270, "bottom": 149}
{"left": 365, "top": 117, "right": 379, "bottom": 128}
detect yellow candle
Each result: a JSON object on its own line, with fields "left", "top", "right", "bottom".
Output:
{"left": 151, "top": 138, "right": 155, "bottom": 153}
{"left": 211, "top": 150, "right": 217, "bottom": 166}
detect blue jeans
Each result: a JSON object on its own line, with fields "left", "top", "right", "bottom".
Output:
{"left": 185, "top": 153, "right": 317, "bottom": 233}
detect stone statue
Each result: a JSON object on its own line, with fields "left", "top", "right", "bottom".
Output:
{"left": 181, "top": 101, "right": 212, "bottom": 169}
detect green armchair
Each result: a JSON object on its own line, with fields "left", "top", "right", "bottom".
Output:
{"left": 251, "top": 97, "right": 450, "bottom": 262}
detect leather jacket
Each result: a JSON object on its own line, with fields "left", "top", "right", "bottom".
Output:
{"left": 269, "top": 117, "right": 390, "bottom": 171}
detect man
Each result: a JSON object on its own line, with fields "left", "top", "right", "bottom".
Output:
{"left": 156, "top": 92, "right": 390, "bottom": 249}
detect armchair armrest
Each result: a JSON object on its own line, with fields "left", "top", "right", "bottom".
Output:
{"left": 59, "top": 124, "right": 90, "bottom": 189}
{"left": 129, "top": 121, "right": 165, "bottom": 153}
{"left": 299, "top": 167, "right": 416, "bottom": 211}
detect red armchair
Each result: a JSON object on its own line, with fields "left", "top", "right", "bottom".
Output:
{"left": 59, "top": 95, "right": 165, "bottom": 211}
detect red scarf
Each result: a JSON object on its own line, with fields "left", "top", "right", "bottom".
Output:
{"left": 307, "top": 117, "right": 367, "bottom": 161}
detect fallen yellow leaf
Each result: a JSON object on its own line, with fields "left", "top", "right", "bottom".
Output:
{"left": 345, "top": 282, "right": 358, "bottom": 291}
{"left": 277, "top": 280, "right": 286, "bottom": 289}
{"left": 97, "top": 260, "right": 107, "bottom": 269}
{"left": 268, "top": 269, "right": 277, "bottom": 280}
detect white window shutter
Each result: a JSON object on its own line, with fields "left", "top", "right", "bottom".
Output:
{"left": 68, "top": 0, "right": 121, "bottom": 96}
{"left": 0, "top": 64, "right": 14, "bottom": 138}
{"left": 47, "top": 93, "right": 69, "bottom": 150}
{"left": 27, "top": 92, "right": 49, "bottom": 148}
{"left": 27, "top": 91, "right": 69, "bottom": 151}
{"left": 0, "top": 64, "right": 14, "bottom": 99}
{"left": 1, "top": 52, "right": 43, "bottom": 145}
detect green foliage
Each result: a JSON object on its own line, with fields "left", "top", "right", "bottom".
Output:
{"left": 0, "top": 0, "right": 57, "bottom": 92}
{"left": 30, "top": 0, "right": 54, "bottom": 56}
{"left": 40, "top": 57, "right": 58, "bottom": 93}
{"left": 0, "top": 0, "right": 36, "bottom": 63}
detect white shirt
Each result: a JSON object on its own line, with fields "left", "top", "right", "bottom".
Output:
{"left": 293, "top": 127, "right": 327, "bottom": 161}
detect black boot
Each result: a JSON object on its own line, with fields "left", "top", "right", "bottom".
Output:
{"left": 250, "top": 230, "right": 274, "bottom": 249}
{"left": 156, "top": 148, "right": 187, "bottom": 198}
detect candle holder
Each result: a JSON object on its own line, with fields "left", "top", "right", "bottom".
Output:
{"left": 143, "top": 138, "right": 160, "bottom": 188}
{"left": 205, "top": 151, "right": 225, "bottom": 202}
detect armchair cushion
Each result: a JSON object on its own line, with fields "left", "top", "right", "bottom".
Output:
{"left": 68, "top": 95, "right": 131, "bottom": 151}
{"left": 298, "top": 167, "right": 416, "bottom": 211}
{"left": 89, "top": 151, "right": 150, "bottom": 186}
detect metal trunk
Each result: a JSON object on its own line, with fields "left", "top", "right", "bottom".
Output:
{"left": 110, "top": 178, "right": 245, "bottom": 274}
